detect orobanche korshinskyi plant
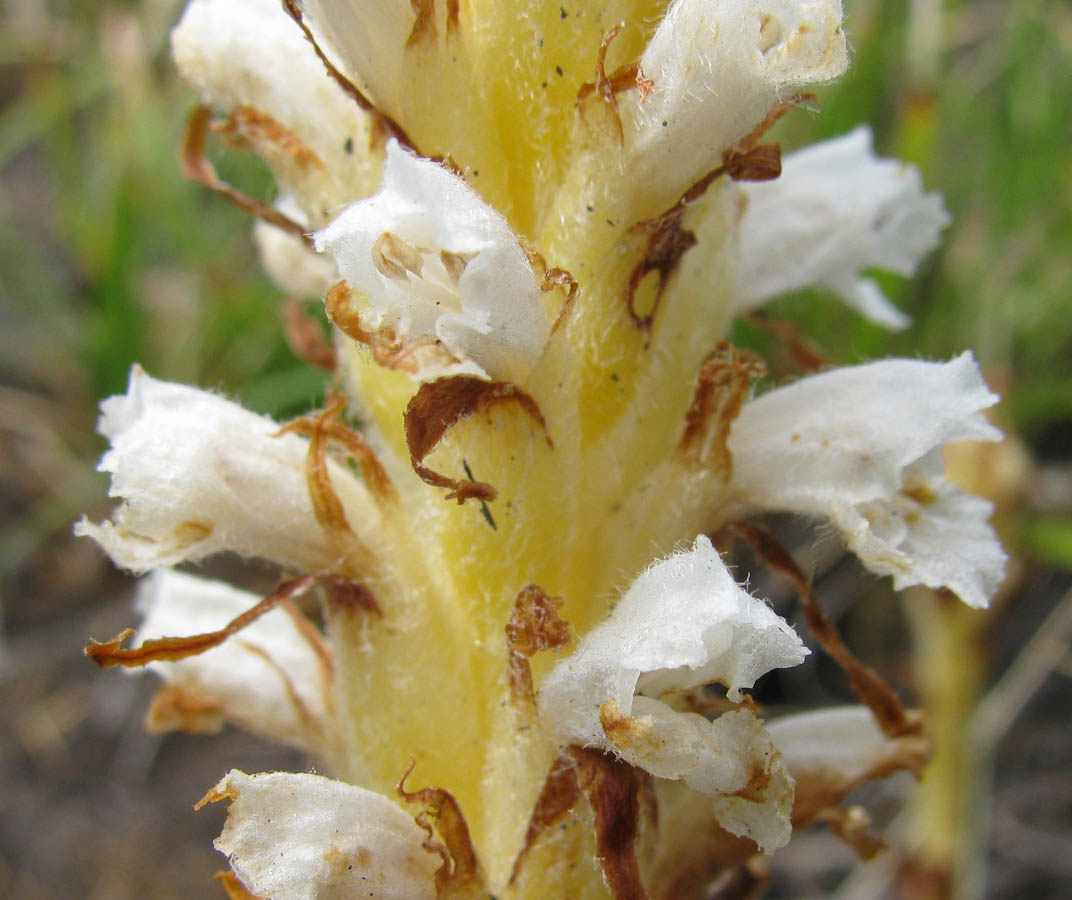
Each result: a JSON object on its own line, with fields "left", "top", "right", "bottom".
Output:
{"left": 79, "top": 1, "right": 1006, "bottom": 898}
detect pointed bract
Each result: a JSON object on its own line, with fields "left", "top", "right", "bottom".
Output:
{"left": 134, "top": 570, "right": 333, "bottom": 755}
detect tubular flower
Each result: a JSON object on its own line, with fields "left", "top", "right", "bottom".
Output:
{"left": 80, "top": 1, "right": 1006, "bottom": 898}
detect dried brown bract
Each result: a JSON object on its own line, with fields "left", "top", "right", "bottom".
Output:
{"left": 680, "top": 342, "right": 766, "bottom": 476}
{"left": 577, "top": 24, "right": 650, "bottom": 143}
{"left": 506, "top": 584, "right": 571, "bottom": 703}
{"left": 509, "top": 755, "right": 583, "bottom": 885}
{"left": 570, "top": 748, "right": 650, "bottom": 900}
{"left": 85, "top": 574, "right": 323, "bottom": 668}
{"left": 214, "top": 869, "right": 264, "bottom": 900}
{"left": 398, "top": 762, "right": 485, "bottom": 896}
{"left": 283, "top": 299, "right": 337, "bottom": 371}
{"left": 85, "top": 573, "right": 367, "bottom": 670}
{"left": 404, "top": 376, "right": 551, "bottom": 503}
{"left": 278, "top": 393, "right": 395, "bottom": 526}
{"left": 217, "top": 104, "right": 324, "bottom": 171}
{"left": 181, "top": 105, "right": 313, "bottom": 248}
{"left": 625, "top": 211, "right": 697, "bottom": 331}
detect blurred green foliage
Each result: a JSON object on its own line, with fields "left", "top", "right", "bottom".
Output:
{"left": 1, "top": 0, "right": 1070, "bottom": 571}
{"left": 1, "top": 0, "right": 323, "bottom": 417}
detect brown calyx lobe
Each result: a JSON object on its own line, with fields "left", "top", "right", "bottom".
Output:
{"left": 283, "top": 300, "right": 336, "bottom": 371}
{"left": 84, "top": 573, "right": 373, "bottom": 669}
{"left": 508, "top": 755, "right": 583, "bottom": 885}
{"left": 624, "top": 141, "right": 781, "bottom": 332}
{"left": 505, "top": 584, "right": 571, "bottom": 703}
{"left": 181, "top": 105, "right": 313, "bottom": 249}
{"left": 216, "top": 104, "right": 323, "bottom": 171}
{"left": 214, "top": 870, "right": 264, "bottom": 900}
{"left": 680, "top": 342, "right": 765, "bottom": 477}
{"left": 398, "top": 762, "right": 484, "bottom": 897}
{"left": 623, "top": 97, "right": 816, "bottom": 332}
{"left": 404, "top": 376, "right": 552, "bottom": 504}
{"left": 277, "top": 393, "right": 396, "bottom": 532}
{"left": 576, "top": 24, "right": 653, "bottom": 144}
{"left": 324, "top": 281, "right": 428, "bottom": 372}
{"left": 570, "top": 748, "right": 651, "bottom": 900}
{"left": 525, "top": 246, "right": 579, "bottom": 330}
{"left": 625, "top": 213, "right": 697, "bottom": 331}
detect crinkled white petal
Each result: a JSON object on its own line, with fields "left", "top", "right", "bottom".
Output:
{"left": 172, "top": 0, "right": 379, "bottom": 218}
{"left": 317, "top": 140, "right": 550, "bottom": 383}
{"left": 767, "top": 706, "right": 918, "bottom": 783}
{"left": 619, "top": 698, "right": 796, "bottom": 851}
{"left": 76, "top": 367, "right": 371, "bottom": 573}
{"left": 136, "top": 570, "right": 330, "bottom": 753}
{"left": 626, "top": 0, "right": 847, "bottom": 193}
{"left": 734, "top": 127, "right": 951, "bottom": 328}
{"left": 727, "top": 353, "right": 1006, "bottom": 607}
{"left": 211, "top": 770, "right": 439, "bottom": 900}
{"left": 539, "top": 535, "right": 806, "bottom": 850}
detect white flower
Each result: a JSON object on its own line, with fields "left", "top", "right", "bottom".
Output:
{"left": 76, "top": 367, "right": 380, "bottom": 574}
{"left": 626, "top": 0, "right": 848, "bottom": 195}
{"left": 767, "top": 706, "right": 927, "bottom": 788}
{"left": 734, "top": 126, "right": 952, "bottom": 328}
{"left": 203, "top": 770, "right": 440, "bottom": 900}
{"left": 726, "top": 353, "right": 1006, "bottom": 608}
{"left": 132, "top": 570, "right": 334, "bottom": 756}
{"left": 317, "top": 140, "right": 550, "bottom": 383}
{"left": 539, "top": 535, "right": 807, "bottom": 851}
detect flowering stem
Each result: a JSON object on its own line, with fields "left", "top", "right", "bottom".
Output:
{"left": 904, "top": 587, "right": 988, "bottom": 899}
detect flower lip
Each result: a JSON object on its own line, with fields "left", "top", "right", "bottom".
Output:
{"left": 316, "top": 140, "right": 550, "bottom": 383}
{"left": 75, "top": 367, "right": 378, "bottom": 574}
{"left": 538, "top": 535, "right": 807, "bottom": 851}
{"left": 726, "top": 353, "right": 1006, "bottom": 607}
{"left": 203, "top": 769, "right": 441, "bottom": 900}
{"left": 734, "top": 126, "right": 952, "bottom": 328}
